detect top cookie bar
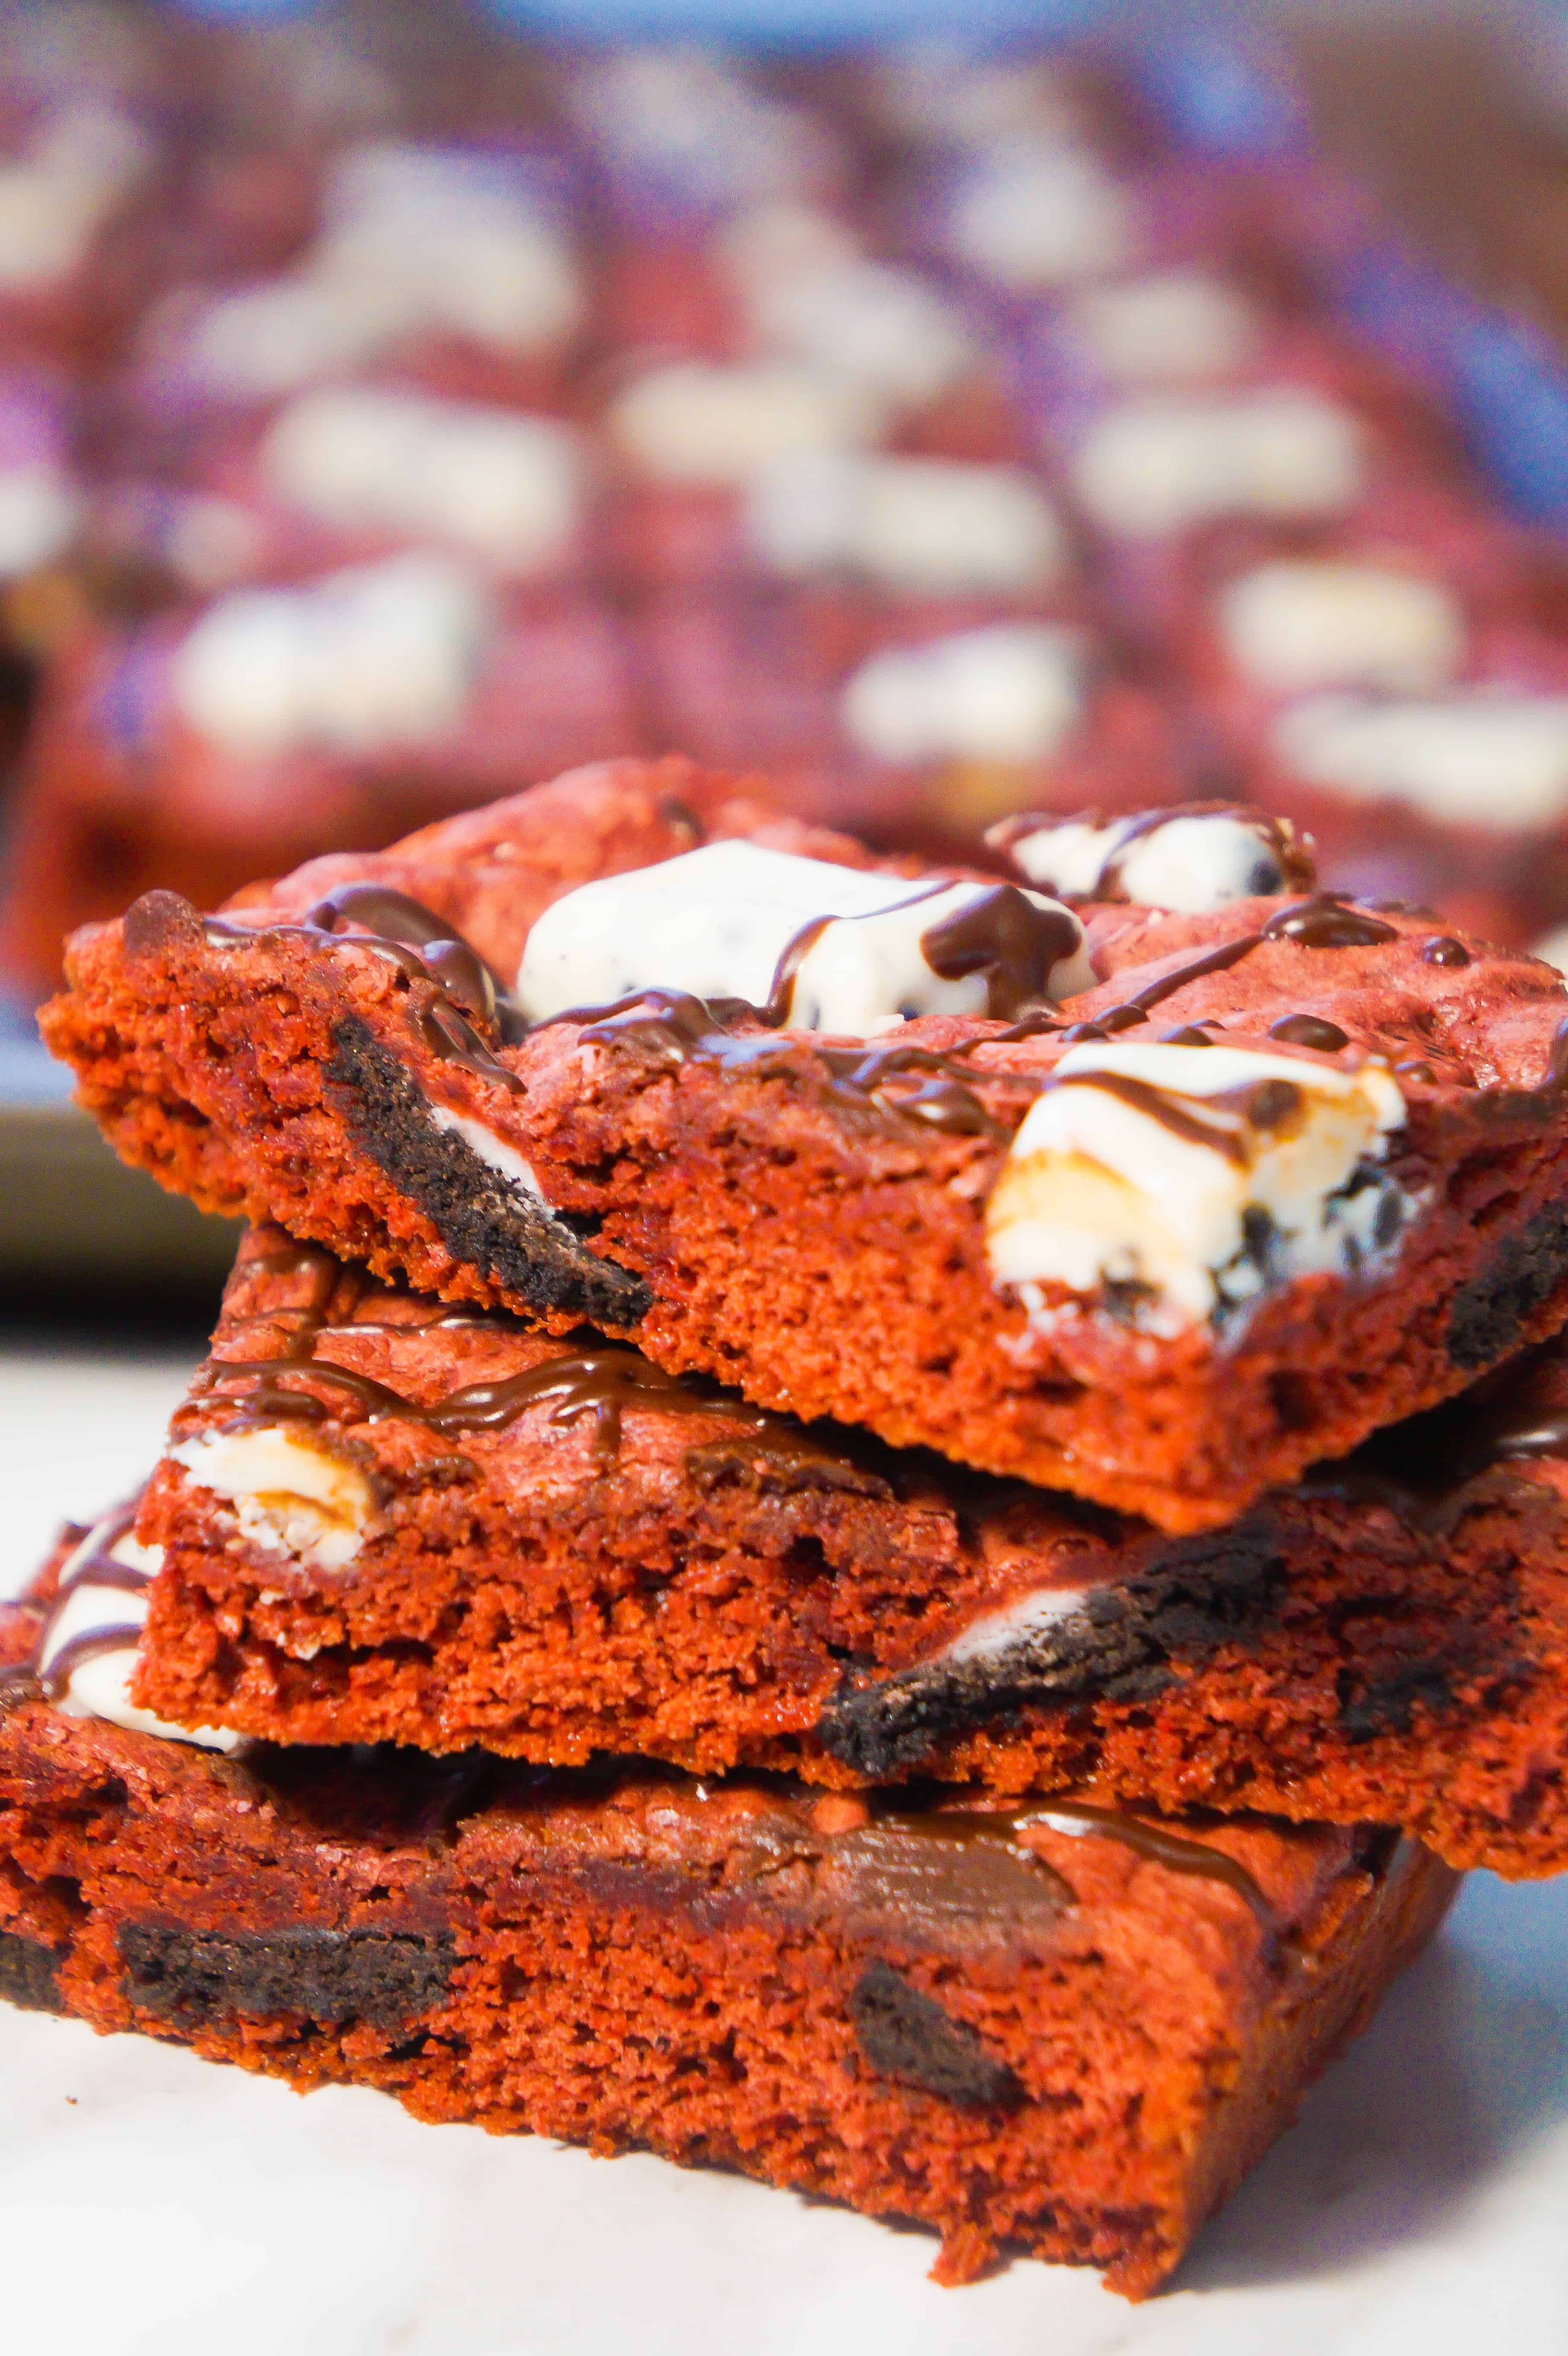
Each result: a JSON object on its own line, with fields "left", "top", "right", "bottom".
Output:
{"left": 43, "top": 758, "right": 1568, "bottom": 1531}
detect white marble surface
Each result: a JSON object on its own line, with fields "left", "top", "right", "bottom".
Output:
{"left": 3, "top": 1335, "right": 1568, "bottom": 2355}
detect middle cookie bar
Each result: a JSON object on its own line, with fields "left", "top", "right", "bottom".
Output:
{"left": 129, "top": 1224, "right": 1568, "bottom": 1880}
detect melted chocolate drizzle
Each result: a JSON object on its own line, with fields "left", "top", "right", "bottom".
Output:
{"left": 189, "top": 1244, "right": 876, "bottom": 1486}
{"left": 919, "top": 886, "right": 1083, "bottom": 1020}
{"left": 876, "top": 1799, "right": 1273, "bottom": 1928}
{"left": 10, "top": 1498, "right": 156, "bottom": 1708}
{"left": 989, "top": 801, "right": 1317, "bottom": 904}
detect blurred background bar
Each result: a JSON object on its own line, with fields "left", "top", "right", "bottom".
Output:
{"left": 6, "top": 0, "right": 1568, "bottom": 1311}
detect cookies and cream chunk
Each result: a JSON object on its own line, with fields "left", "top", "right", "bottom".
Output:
{"left": 1065, "top": 270, "right": 1260, "bottom": 386}
{"left": 1274, "top": 691, "right": 1568, "bottom": 827}
{"left": 171, "top": 554, "right": 494, "bottom": 758}
{"left": 986, "top": 1042, "right": 1408, "bottom": 1331}
{"left": 169, "top": 1426, "right": 377, "bottom": 1572}
{"left": 516, "top": 839, "right": 1090, "bottom": 1032}
{"left": 746, "top": 256, "right": 976, "bottom": 415}
{"left": 0, "top": 101, "right": 150, "bottom": 288}
{"left": 948, "top": 144, "right": 1135, "bottom": 291}
{"left": 748, "top": 450, "right": 1067, "bottom": 598}
{"left": 1074, "top": 392, "right": 1364, "bottom": 536}
{"left": 38, "top": 1509, "right": 238, "bottom": 1748}
{"left": 1001, "top": 808, "right": 1309, "bottom": 912}
{"left": 1218, "top": 562, "right": 1466, "bottom": 696}
{"left": 262, "top": 387, "right": 585, "bottom": 575}
{"left": 609, "top": 360, "right": 877, "bottom": 486}
{"left": 841, "top": 624, "right": 1084, "bottom": 768}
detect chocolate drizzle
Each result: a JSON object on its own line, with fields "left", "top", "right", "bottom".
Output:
{"left": 22, "top": 1499, "right": 155, "bottom": 1706}
{"left": 1015, "top": 1800, "right": 1274, "bottom": 1926}
{"left": 919, "top": 886, "right": 1083, "bottom": 1020}
{"left": 190, "top": 1243, "right": 876, "bottom": 1485}
{"left": 866, "top": 1799, "right": 1274, "bottom": 1929}
{"left": 203, "top": 886, "right": 527, "bottom": 1094}
{"left": 1270, "top": 1013, "right": 1350, "bottom": 1052}
{"left": 988, "top": 801, "right": 1317, "bottom": 904}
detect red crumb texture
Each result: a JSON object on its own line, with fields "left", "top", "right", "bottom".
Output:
{"left": 0, "top": 1607, "right": 1457, "bottom": 2299}
{"left": 129, "top": 1227, "right": 1568, "bottom": 1877}
{"left": 41, "top": 757, "right": 1568, "bottom": 1530}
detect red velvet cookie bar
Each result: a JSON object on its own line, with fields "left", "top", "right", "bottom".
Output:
{"left": 42, "top": 763, "right": 1568, "bottom": 1530}
{"left": 0, "top": 586, "right": 643, "bottom": 995}
{"left": 0, "top": 1565, "right": 1456, "bottom": 2300}
{"left": 118, "top": 1223, "right": 1568, "bottom": 1876}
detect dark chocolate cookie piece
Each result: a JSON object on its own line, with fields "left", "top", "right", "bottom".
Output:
{"left": 0, "top": 1928, "right": 63, "bottom": 2014}
{"left": 326, "top": 1015, "right": 651, "bottom": 1328}
{"left": 850, "top": 1960, "right": 1024, "bottom": 2108}
{"left": 117, "top": 1922, "right": 456, "bottom": 2030}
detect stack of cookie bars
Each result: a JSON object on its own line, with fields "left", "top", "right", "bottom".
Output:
{"left": 10, "top": 753, "right": 1568, "bottom": 2296}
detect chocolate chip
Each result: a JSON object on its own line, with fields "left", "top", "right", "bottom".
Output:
{"left": 849, "top": 1960, "right": 1023, "bottom": 2108}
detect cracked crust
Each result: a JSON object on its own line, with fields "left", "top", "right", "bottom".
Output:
{"left": 41, "top": 757, "right": 1568, "bottom": 1527}
{"left": 0, "top": 1638, "right": 1457, "bottom": 2300}
{"left": 125, "top": 1226, "right": 1568, "bottom": 1875}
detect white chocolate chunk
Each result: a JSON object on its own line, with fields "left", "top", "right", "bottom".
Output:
{"left": 39, "top": 1514, "right": 238, "bottom": 1749}
{"left": 169, "top": 1426, "right": 377, "bottom": 1572}
{"left": 1074, "top": 392, "right": 1364, "bottom": 536}
{"left": 1274, "top": 691, "right": 1568, "bottom": 828}
{"left": 262, "top": 387, "right": 585, "bottom": 575}
{"left": 745, "top": 258, "right": 976, "bottom": 414}
{"left": 986, "top": 1042, "right": 1408, "bottom": 1331}
{"left": 1532, "top": 924, "right": 1568, "bottom": 977}
{"left": 948, "top": 144, "right": 1135, "bottom": 291}
{"left": 608, "top": 359, "right": 877, "bottom": 486}
{"left": 841, "top": 624, "right": 1084, "bottom": 768}
{"left": 0, "top": 101, "right": 150, "bottom": 288}
{"left": 748, "top": 450, "right": 1067, "bottom": 598}
{"left": 186, "top": 141, "right": 583, "bottom": 398}
{"left": 1218, "top": 561, "right": 1466, "bottom": 696}
{"left": 570, "top": 48, "right": 834, "bottom": 210}
{"left": 515, "top": 839, "right": 1089, "bottom": 1032}
{"left": 1005, "top": 809, "right": 1299, "bottom": 912}
{"left": 171, "top": 554, "right": 494, "bottom": 757}
{"left": 937, "top": 1583, "right": 1090, "bottom": 1667}
{"left": 0, "top": 461, "right": 79, "bottom": 576}
{"left": 1064, "top": 269, "right": 1260, "bottom": 386}
{"left": 430, "top": 1105, "right": 544, "bottom": 1197}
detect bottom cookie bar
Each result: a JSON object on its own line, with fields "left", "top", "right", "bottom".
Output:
{"left": 2, "top": 1560, "right": 1454, "bottom": 2300}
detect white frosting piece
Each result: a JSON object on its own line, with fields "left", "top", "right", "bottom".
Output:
{"left": 876, "top": 51, "right": 1083, "bottom": 152}
{"left": 185, "top": 273, "right": 412, "bottom": 401}
{"left": 319, "top": 143, "right": 585, "bottom": 357}
{"left": 1273, "top": 691, "right": 1568, "bottom": 827}
{"left": 745, "top": 258, "right": 975, "bottom": 415}
{"left": 571, "top": 48, "right": 834, "bottom": 210}
{"left": 169, "top": 1426, "right": 376, "bottom": 1572}
{"left": 609, "top": 360, "right": 876, "bottom": 487}
{"left": 937, "top": 1583, "right": 1089, "bottom": 1668}
{"left": 171, "top": 554, "right": 494, "bottom": 758}
{"left": 515, "top": 839, "right": 1090, "bottom": 1032}
{"left": 1005, "top": 809, "right": 1298, "bottom": 912}
{"left": 1064, "top": 269, "right": 1260, "bottom": 386}
{"left": 0, "top": 101, "right": 150, "bottom": 289}
{"left": 747, "top": 450, "right": 1067, "bottom": 598}
{"left": 38, "top": 1513, "right": 238, "bottom": 1749}
{"left": 840, "top": 624, "right": 1084, "bottom": 768}
{"left": 1074, "top": 392, "right": 1365, "bottom": 536}
{"left": 1218, "top": 561, "right": 1466, "bottom": 696}
{"left": 1532, "top": 924, "right": 1568, "bottom": 978}
{"left": 948, "top": 144, "right": 1135, "bottom": 291}
{"left": 430, "top": 1105, "right": 544, "bottom": 1197}
{"left": 262, "top": 387, "right": 585, "bottom": 575}
{"left": 0, "top": 461, "right": 79, "bottom": 576}
{"left": 986, "top": 1042, "right": 1408, "bottom": 1331}
{"left": 187, "top": 142, "right": 583, "bottom": 399}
